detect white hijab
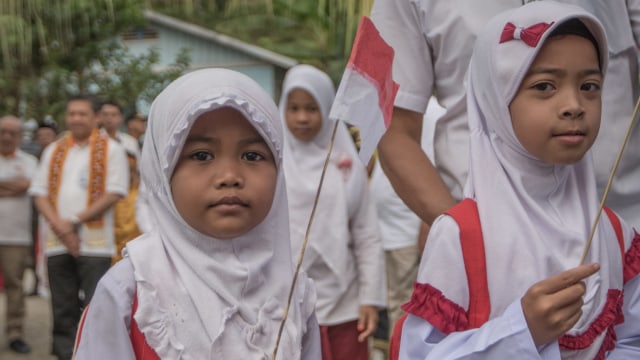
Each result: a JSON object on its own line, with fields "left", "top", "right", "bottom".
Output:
{"left": 126, "top": 68, "right": 315, "bottom": 359}
{"left": 420, "top": 2, "right": 628, "bottom": 357}
{"left": 279, "top": 64, "right": 367, "bottom": 296}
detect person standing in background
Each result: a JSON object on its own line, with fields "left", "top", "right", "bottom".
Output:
{"left": 370, "top": 96, "right": 444, "bottom": 335}
{"left": 29, "top": 95, "right": 129, "bottom": 360}
{"left": 125, "top": 112, "right": 146, "bottom": 149}
{"left": 280, "top": 64, "right": 386, "bottom": 360}
{"left": 35, "top": 120, "right": 59, "bottom": 158}
{"left": 0, "top": 115, "right": 38, "bottom": 354}
{"left": 99, "top": 100, "right": 141, "bottom": 159}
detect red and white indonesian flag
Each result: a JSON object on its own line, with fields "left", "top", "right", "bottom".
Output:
{"left": 329, "top": 16, "right": 399, "bottom": 164}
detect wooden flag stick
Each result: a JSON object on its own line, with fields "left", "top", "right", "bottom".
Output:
{"left": 272, "top": 119, "right": 341, "bottom": 360}
{"left": 580, "top": 95, "right": 640, "bottom": 264}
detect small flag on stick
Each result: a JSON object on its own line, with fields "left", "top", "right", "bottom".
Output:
{"left": 329, "top": 16, "right": 399, "bottom": 164}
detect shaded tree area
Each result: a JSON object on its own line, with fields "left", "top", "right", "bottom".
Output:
{"left": 0, "top": 0, "right": 190, "bottom": 124}
{"left": 1, "top": 0, "right": 369, "bottom": 126}
{"left": 147, "top": 0, "right": 373, "bottom": 82}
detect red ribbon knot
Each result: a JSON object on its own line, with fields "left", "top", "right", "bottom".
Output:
{"left": 499, "top": 21, "right": 553, "bottom": 47}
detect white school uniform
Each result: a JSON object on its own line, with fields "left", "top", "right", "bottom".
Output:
{"left": 398, "top": 3, "right": 640, "bottom": 359}
{"left": 280, "top": 65, "right": 386, "bottom": 325}
{"left": 75, "top": 69, "right": 320, "bottom": 359}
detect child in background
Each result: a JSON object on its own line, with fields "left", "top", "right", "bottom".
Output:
{"left": 280, "top": 64, "right": 386, "bottom": 360}
{"left": 74, "top": 68, "right": 320, "bottom": 359}
{"left": 112, "top": 152, "right": 141, "bottom": 264}
{"left": 397, "top": 2, "right": 640, "bottom": 359}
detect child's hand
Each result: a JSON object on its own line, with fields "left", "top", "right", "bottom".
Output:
{"left": 521, "top": 263, "right": 600, "bottom": 347}
{"left": 357, "top": 305, "right": 379, "bottom": 342}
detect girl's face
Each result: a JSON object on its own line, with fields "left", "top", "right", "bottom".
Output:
{"left": 171, "top": 107, "right": 277, "bottom": 239}
{"left": 285, "top": 88, "right": 323, "bottom": 142}
{"left": 509, "top": 34, "right": 602, "bottom": 165}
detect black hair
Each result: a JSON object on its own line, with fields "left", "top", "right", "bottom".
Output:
{"left": 38, "top": 120, "right": 59, "bottom": 134}
{"left": 68, "top": 94, "right": 100, "bottom": 113}
{"left": 100, "top": 99, "right": 123, "bottom": 113}
{"left": 549, "top": 18, "right": 601, "bottom": 69}
{"left": 125, "top": 112, "right": 146, "bottom": 124}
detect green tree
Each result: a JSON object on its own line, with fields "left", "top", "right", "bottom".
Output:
{"left": 147, "top": 0, "right": 373, "bottom": 81}
{"left": 19, "top": 44, "right": 191, "bottom": 122}
{"left": 91, "top": 46, "right": 191, "bottom": 115}
{"left": 0, "top": 0, "right": 146, "bottom": 119}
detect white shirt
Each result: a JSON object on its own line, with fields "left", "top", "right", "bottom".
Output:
{"left": 74, "top": 258, "right": 322, "bottom": 360}
{"left": 399, "top": 219, "right": 640, "bottom": 359}
{"left": 371, "top": 97, "right": 444, "bottom": 250}
{"left": 114, "top": 130, "right": 141, "bottom": 160}
{"left": 371, "top": 0, "right": 640, "bottom": 229}
{"left": 0, "top": 150, "right": 38, "bottom": 245}
{"left": 29, "top": 137, "right": 129, "bottom": 257}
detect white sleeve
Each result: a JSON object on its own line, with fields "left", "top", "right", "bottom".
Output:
{"left": 28, "top": 145, "right": 53, "bottom": 197}
{"left": 74, "top": 259, "right": 137, "bottom": 359}
{"left": 106, "top": 141, "right": 129, "bottom": 196}
{"left": 301, "top": 313, "right": 322, "bottom": 360}
{"left": 399, "top": 300, "right": 561, "bottom": 359}
{"left": 371, "top": 0, "right": 434, "bottom": 113}
{"left": 350, "top": 173, "right": 387, "bottom": 307}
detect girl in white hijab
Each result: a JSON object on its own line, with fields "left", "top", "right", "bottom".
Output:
{"left": 280, "top": 64, "right": 386, "bottom": 359}
{"left": 396, "top": 2, "right": 640, "bottom": 359}
{"left": 73, "top": 68, "right": 320, "bottom": 359}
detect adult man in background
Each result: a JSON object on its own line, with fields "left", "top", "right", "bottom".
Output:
{"left": 125, "top": 112, "right": 146, "bottom": 148}
{"left": 30, "top": 95, "right": 128, "bottom": 360}
{"left": 0, "top": 115, "right": 38, "bottom": 354}
{"left": 35, "top": 119, "right": 59, "bottom": 158}
{"left": 99, "top": 100, "right": 141, "bottom": 158}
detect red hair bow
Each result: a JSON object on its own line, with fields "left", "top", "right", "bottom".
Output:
{"left": 499, "top": 21, "right": 553, "bottom": 47}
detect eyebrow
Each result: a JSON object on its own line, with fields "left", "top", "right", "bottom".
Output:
{"left": 184, "top": 135, "right": 267, "bottom": 147}
{"left": 238, "top": 136, "right": 268, "bottom": 147}
{"left": 526, "top": 67, "right": 602, "bottom": 77}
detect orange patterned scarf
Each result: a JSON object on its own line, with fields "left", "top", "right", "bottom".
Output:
{"left": 47, "top": 129, "right": 109, "bottom": 228}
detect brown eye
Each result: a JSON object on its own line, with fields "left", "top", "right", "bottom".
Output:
{"left": 532, "top": 82, "right": 554, "bottom": 91}
{"left": 190, "top": 151, "right": 213, "bottom": 161}
{"left": 581, "top": 83, "right": 600, "bottom": 92}
{"left": 242, "top": 151, "right": 264, "bottom": 161}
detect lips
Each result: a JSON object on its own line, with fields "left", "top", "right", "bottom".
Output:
{"left": 552, "top": 129, "right": 587, "bottom": 146}
{"left": 210, "top": 196, "right": 248, "bottom": 207}
{"left": 553, "top": 129, "right": 586, "bottom": 137}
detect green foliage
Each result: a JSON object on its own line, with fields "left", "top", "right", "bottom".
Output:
{"left": 14, "top": 44, "right": 191, "bottom": 124}
{"left": 148, "top": 0, "right": 372, "bottom": 82}
{"left": 0, "top": 0, "right": 370, "bottom": 126}
{"left": 0, "top": 0, "right": 191, "bottom": 128}
{"left": 91, "top": 45, "right": 190, "bottom": 115}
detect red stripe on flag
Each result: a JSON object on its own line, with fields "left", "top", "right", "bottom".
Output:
{"left": 347, "top": 16, "right": 399, "bottom": 128}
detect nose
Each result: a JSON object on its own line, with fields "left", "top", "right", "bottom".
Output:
{"left": 292, "top": 109, "right": 309, "bottom": 124}
{"left": 214, "top": 161, "right": 243, "bottom": 188}
{"left": 560, "top": 88, "right": 585, "bottom": 120}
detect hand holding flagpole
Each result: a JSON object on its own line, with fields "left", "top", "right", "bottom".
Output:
{"left": 271, "top": 16, "right": 399, "bottom": 359}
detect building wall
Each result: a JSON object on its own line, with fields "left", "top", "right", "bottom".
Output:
{"left": 123, "top": 24, "right": 279, "bottom": 97}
